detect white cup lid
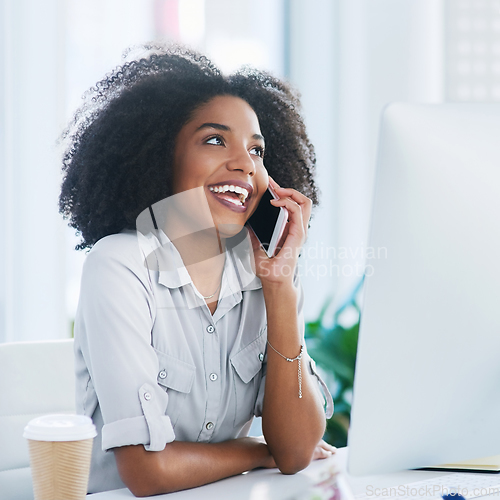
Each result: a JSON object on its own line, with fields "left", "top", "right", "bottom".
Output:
{"left": 23, "top": 414, "right": 97, "bottom": 442}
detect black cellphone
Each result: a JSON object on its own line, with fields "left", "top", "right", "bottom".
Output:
{"left": 246, "top": 187, "right": 288, "bottom": 257}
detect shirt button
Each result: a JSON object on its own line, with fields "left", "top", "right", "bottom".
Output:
{"left": 206, "top": 422, "right": 214, "bottom": 430}
{"left": 159, "top": 370, "right": 167, "bottom": 379}
{"left": 206, "top": 325, "right": 215, "bottom": 333}
{"left": 209, "top": 373, "right": 218, "bottom": 381}
{"left": 259, "top": 353, "right": 264, "bottom": 362}
{"left": 144, "top": 392, "right": 152, "bottom": 401}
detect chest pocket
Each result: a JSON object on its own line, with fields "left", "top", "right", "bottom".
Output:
{"left": 154, "top": 349, "right": 196, "bottom": 428}
{"left": 230, "top": 331, "right": 267, "bottom": 428}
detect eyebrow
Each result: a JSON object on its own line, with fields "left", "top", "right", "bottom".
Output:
{"left": 196, "top": 122, "right": 265, "bottom": 143}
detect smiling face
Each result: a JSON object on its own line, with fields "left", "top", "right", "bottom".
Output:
{"left": 171, "top": 95, "right": 269, "bottom": 237}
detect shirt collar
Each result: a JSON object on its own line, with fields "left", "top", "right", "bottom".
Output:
{"left": 224, "top": 230, "right": 262, "bottom": 293}
{"left": 141, "top": 229, "right": 262, "bottom": 294}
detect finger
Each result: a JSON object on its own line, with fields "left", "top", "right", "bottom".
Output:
{"left": 269, "top": 176, "right": 310, "bottom": 204}
{"left": 270, "top": 203, "right": 303, "bottom": 246}
{"left": 269, "top": 176, "right": 311, "bottom": 208}
{"left": 318, "top": 440, "right": 337, "bottom": 453}
{"left": 270, "top": 197, "right": 304, "bottom": 238}
{"left": 274, "top": 191, "right": 311, "bottom": 232}
{"left": 271, "top": 185, "right": 311, "bottom": 209}
{"left": 313, "top": 446, "right": 333, "bottom": 460}
{"left": 269, "top": 181, "right": 311, "bottom": 232}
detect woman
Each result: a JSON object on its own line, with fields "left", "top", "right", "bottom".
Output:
{"left": 60, "top": 45, "right": 334, "bottom": 496}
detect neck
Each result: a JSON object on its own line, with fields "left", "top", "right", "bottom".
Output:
{"left": 167, "top": 227, "right": 224, "bottom": 267}
{"left": 164, "top": 224, "right": 226, "bottom": 304}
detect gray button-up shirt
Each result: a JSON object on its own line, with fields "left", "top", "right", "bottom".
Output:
{"left": 74, "top": 229, "right": 333, "bottom": 493}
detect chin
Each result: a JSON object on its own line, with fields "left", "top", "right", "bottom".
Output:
{"left": 216, "top": 223, "right": 247, "bottom": 239}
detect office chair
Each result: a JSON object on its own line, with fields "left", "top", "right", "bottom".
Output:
{"left": 0, "top": 339, "right": 76, "bottom": 500}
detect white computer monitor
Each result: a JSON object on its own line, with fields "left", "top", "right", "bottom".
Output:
{"left": 348, "top": 103, "right": 500, "bottom": 476}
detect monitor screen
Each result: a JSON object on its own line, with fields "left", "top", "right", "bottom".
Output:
{"left": 348, "top": 103, "right": 500, "bottom": 475}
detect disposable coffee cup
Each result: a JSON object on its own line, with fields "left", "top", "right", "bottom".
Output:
{"left": 23, "top": 414, "right": 97, "bottom": 500}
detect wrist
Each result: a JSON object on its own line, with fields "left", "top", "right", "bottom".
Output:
{"left": 261, "top": 280, "right": 299, "bottom": 305}
{"left": 238, "top": 437, "right": 273, "bottom": 469}
{"left": 255, "top": 442, "right": 273, "bottom": 469}
{"left": 256, "top": 256, "right": 298, "bottom": 288}
{"left": 261, "top": 278, "right": 296, "bottom": 294}
{"left": 252, "top": 441, "right": 276, "bottom": 470}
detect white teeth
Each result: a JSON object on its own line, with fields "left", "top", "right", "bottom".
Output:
{"left": 209, "top": 184, "right": 249, "bottom": 204}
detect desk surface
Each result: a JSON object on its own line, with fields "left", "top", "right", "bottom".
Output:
{"left": 87, "top": 448, "right": 454, "bottom": 499}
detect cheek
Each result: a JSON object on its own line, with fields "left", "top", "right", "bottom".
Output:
{"left": 185, "top": 152, "right": 218, "bottom": 178}
{"left": 172, "top": 155, "right": 201, "bottom": 190}
{"left": 256, "top": 165, "right": 269, "bottom": 191}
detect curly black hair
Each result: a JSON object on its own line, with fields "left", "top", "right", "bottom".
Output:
{"left": 59, "top": 45, "right": 318, "bottom": 250}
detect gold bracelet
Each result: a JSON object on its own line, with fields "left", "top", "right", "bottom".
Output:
{"left": 267, "top": 341, "right": 304, "bottom": 398}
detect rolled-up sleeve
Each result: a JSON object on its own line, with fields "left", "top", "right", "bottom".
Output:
{"left": 75, "top": 234, "right": 175, "bottom": 452}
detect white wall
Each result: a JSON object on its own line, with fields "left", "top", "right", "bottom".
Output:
{"left": 287, "top": 0, "right": 444, "bottom": 321}
{"left": 1, "top": 0, "right": 68, "bottom": 342}
{"left": 287, "top": 0, "right": 338, "bottom": 320}
{"left": 63, "top": 0, "right": 157, "bottom": 327}
{"left": 0, "top": 0, "right": 287, "bottom": 342}
{"left": 7, "top": 0, "right": 494, "bottom": 340}
{"left": 336, "top": 0, "right": 444, "bottom": 300}
{"left": 203, "top": 0, "right": 285, "bottom": 77}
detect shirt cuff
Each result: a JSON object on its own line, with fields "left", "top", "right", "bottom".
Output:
{"left": 101, "top": 383, "right": 176, "bottom": 452}
{"left": 308, "top": 356, "right": 334, "bottom": 419}
{"left": 253, "top": 374, "right": 266, "bottom": 417}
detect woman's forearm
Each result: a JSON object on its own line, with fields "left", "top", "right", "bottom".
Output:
{"left": 261, "top": 282, "right": 326, "bottom": 474}
{"left": 114, "top": 437, "right": 273, "bottom": 497}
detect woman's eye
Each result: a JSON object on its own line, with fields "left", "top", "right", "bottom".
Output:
{"left": 250, "top": 146, "right": 265, "bottom": 158}
{"left": 206, "top": 136, "right": 224, "bottom": 146}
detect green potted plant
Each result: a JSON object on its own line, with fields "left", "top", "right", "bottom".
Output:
{"left": 305, "top": 279, "right": 363, "bottom": 448}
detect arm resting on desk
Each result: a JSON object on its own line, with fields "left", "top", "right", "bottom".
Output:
{"left": 113, "top": 437, "right": 275, "bottom": 497}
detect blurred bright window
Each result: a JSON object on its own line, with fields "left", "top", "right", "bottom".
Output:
{"left": 2, "top": 0, "right": 499, "bottom": 342}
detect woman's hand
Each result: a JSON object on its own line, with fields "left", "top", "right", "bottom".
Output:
{"left": 249, "top": 176, "right": 313, "bottom": 286}
{"left": 312, "top": 439, "right": 337, "bottom": 460}
{"left": 250, "top": 436, "right": 278, "bottom": 468}
{"left": 252, "top": 436, "right": 335, "bottom": 467}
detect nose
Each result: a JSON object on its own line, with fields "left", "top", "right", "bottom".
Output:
{"left": 226, "top": 148, "right": 256, "bottom": 176}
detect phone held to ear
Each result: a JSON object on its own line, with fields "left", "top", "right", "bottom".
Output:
{"left": 246, "top": 186, "right": 288, "bottom": 258}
